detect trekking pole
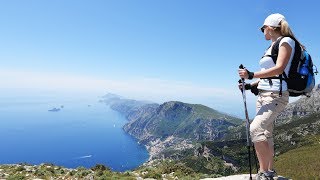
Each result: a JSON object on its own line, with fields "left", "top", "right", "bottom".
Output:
{"left": 238, "top": 64, "right": 253, "bottom": 180}
{"left": 252, "top": 143, "right": 259, "bottom": 173}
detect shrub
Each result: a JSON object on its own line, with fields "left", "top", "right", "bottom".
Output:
{"left": 91, "top": 164, "right": 110, "bottom": 171}
{"left": 75, "top": 167, "right": 91, "bottom": 178}
{"left": 7, "top": 174, "right": 26, "bottom": 180}
{"left": 15, "top": 166, "right": 25, "bottom": 172}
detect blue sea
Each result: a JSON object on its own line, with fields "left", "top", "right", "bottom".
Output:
{"left": 0, "top": 94, "right": 149, "bottom": 171}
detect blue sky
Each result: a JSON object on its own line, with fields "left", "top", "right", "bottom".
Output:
{"left": 1, "top": 0, "right": 320, "bottom": 117}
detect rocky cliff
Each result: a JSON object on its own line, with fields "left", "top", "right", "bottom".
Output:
{"left": 276, "top": 84, "right": 320, "bottom": 125}
{"left": 273, "top": 84, "right": 320, "bottom": 154}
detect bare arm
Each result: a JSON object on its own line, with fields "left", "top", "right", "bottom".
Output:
{"left": 254, "top": 42, "right": 292, "bottom": 78}
{"left": 238, "top": 42, "right": 292, "bottom": 79}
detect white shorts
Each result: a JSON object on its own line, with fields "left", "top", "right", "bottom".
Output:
{"left": 250, "top": 90, "right": 289, "bottom": 143}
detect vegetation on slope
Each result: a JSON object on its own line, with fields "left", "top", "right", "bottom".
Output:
{"left": 274, "top": 135, "right": 320, "bottom": 179}
{"left": 274, "top": 112, "right": 320, "bottom": 154}
{"left": 125, "top": 101, "right": 243, "bottom": 141}
{"left": 0, "top": 163, "right": 136, "bottom": 180}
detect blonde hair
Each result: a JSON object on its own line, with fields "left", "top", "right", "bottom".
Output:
{"left": 275, "top": 19, "right": 306, "bottom": 50}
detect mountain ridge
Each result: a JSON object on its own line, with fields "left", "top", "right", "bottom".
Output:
{"left": 98, "top": 88, "right": 320, "bottom": 178}
{"left": 100, "top": 94, "right": 243, "bottom": 160}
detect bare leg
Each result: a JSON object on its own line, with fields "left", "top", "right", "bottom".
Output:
{"left": 268, "top": 139, "right": 274, "bottom": 171}
{"left": 254, "top": 141, "right": 273, "bottom": 172}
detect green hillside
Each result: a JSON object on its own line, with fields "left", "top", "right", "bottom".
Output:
{"left": 274, "top": 136, "right": 320, "bottom": 179}
{"left": 274, "top": 113, "right": 320, "bottom": 154}
{"left": 145, "top": 101, "right": 243, "bottom": 139}
{"left": 122, "top": 100, "right": 243, "bottom": 145}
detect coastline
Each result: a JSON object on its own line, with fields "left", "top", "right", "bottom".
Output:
{"left": 0, "top": 100, "right": 149, "bottom": 172}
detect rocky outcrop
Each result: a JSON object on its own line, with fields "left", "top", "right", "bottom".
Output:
{"left": 201, "top": 174, "right": 291, "bottom": 180}
{"left": 276, "top": 84, "right": 320, "bottom": 125}
{"left": 272, "top": 85, "right": 320, "bottom": 154}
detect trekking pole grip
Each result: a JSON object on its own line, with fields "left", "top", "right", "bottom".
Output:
{"left": 239, "top": 64, "right": 245, "bottom": 82}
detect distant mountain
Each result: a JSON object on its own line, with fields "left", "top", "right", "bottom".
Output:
{"left": 100, "top": 94, "right": 242, "bottom": 160}
{"left": 101, "top": 93, "right": 122, "bottom": 100}
{"left": 100, "top": 93, "right": 157, "bottom": 117}
{"left": 124, "top": 101, "right": 242, "bottom": 142}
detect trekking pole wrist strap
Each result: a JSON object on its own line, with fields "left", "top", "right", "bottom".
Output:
{"left": 246, "top": 70, "right": 254, "bottom": 80}
{"left": 244, "top": 84, "right": 252, "bottom": 90}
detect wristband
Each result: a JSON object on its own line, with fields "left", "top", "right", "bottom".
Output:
{"left": 247, "top": 70, "right": 254, "bottom": 80}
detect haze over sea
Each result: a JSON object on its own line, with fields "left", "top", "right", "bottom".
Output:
{"left": 0, "top": 93, "right": 149, "bottom": 172}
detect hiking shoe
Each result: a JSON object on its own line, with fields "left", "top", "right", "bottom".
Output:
{"left": 266, "top": 169, "right": 278, "bottom": 179}
{"left": 256, "top": 172, "right": 274, "bottom": 180}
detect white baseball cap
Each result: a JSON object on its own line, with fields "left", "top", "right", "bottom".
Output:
{"left": 262, "top": 13, "right": 286, "bottom": 28}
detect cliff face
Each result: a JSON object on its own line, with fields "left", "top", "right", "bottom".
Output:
{"left": 272, "top": 85, "right": 320, "bottom": 154}
{"left": 276, "top": 84, "right": 320, "bottom": 125}
{"left": 123, "top": 103, "right": 160, "bottom": 143}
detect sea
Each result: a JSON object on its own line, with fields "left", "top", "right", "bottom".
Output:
{"left": 0, "top": 94, "right": 149, "bottom": 171}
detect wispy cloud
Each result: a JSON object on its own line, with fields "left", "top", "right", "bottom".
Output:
{"left": 0, "top": 68, "right": 253, "bottom": 117}
{"left": 0, "top": 69, "right": 240, "bottom": 102}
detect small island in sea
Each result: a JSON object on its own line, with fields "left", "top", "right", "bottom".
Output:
{"left": 48, "top": 108, "right": 61, "bottom": 112}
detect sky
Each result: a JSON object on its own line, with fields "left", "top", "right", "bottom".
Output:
{"left": 1, "top": 0, "right": 320, "bottom": 118}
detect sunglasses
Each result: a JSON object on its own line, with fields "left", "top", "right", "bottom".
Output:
{"left": 260, "top": 26, "right": 267, "bottom": 33}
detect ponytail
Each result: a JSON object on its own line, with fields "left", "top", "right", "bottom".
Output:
{"left": 279, "top": 20, "right": 306, "bottom": 50}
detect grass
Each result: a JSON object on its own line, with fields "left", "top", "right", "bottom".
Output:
{"left": 275, "top": 136, "right": 320, "bottom": 179}
{"left": 0, "top": 164, "right": 136, "bottom": 180}
{"left": 135, "top": 159, "right": 221, "bottom": 180}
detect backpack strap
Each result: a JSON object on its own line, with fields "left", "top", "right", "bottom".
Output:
{"left": 262, "top": 37, "right": 285, "bottom": 96}
{"left": 264, "top": 36, "right": 284, "bottom": 64}
{"left": 261, "top": 36, "right": 302, "bottom": 97}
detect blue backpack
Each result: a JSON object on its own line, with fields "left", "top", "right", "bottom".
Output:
{"left": 268, "top": 37, "right": 318, "bottom": 97}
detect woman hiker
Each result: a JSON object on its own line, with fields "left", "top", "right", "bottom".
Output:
{"left": 238, "top": 13, "right": 305, "bottom": 180}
